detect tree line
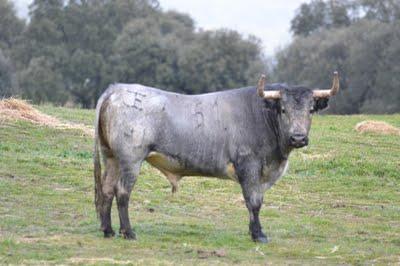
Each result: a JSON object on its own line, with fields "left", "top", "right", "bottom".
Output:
{"left": 276, "top": 0, "right": 400, "bottom": 114}
{"left": 0, "top": 0, "right": 265, "bottom": 108}
{"left": 0, "top": 0, "right": 399, "bottom": 113}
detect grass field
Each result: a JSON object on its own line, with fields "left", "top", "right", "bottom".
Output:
{"left": 0, "top": 105, "right": 399, "bottom": 265}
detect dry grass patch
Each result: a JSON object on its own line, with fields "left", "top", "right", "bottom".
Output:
{"left": 0, "top": 98, "right": 59, "bottom": 125}
{"left": 68, "top": 257, "right": 137, "bottom": 265}
{"left": 355, "top": 120, "right": 400, "bottom": 136}
{"left": 0, "top": 97, "right": 94, "bottom": 136}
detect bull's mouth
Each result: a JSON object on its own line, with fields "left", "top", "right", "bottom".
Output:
{"left": 289, "top": 142, "right": 308, "bottom": 149}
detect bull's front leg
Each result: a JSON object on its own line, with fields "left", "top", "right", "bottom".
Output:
{"left": 237, "top": 160, "right": 268, "bottom": 243}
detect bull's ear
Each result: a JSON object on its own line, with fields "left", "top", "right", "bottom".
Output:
{"left": 314, "top": 98, "right": 329, "bottom": 112}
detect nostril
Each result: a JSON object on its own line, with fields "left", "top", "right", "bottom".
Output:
{"left": 289, "top": 134, "right": 308, "bottom": 147}
{"left": 290, "top": 134, "right": 307, "bottom": 143}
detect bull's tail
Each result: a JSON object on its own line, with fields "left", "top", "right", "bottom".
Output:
{"left": 94, "top": 96, "right": 104, "bottom": 218}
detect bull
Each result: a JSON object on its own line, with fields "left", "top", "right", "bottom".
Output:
{"left": 94, "top": 72, "right": 340, "bottom": 243}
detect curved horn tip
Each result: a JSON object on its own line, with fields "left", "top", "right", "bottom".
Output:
{"left": 330, "top": 71, "right": 340, "bottom": 96}
{"left": 258, "top": 74, "right": 266, "bottom": 84}
{"left": 257, "top": 74, "right": 266, "bottom": 97}
{"left": 256, "top": 74, "right": 281, "bottom": 99}
{"left": 313, "top": 71, "right": 340, "bottom": 98}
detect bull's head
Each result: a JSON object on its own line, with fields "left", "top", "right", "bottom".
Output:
{"left": 257, "top": 72, "right": 340, "bottom": 149}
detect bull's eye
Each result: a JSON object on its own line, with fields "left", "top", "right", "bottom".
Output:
{"left": 281, "top": 107, "right": 286, "bottom": 114}
{"left": 310, "top": 107, "right": 315, "bottom": 114}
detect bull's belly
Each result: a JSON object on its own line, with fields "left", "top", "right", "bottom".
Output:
{"left": 145, "top": 152, "right": 238, "bottom": 181}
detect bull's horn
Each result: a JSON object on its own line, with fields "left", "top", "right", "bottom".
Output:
{"left": 313, "top": 71, "right": 340, "bottom": 98}
{"left": 257, "top": 74, "right": 266, "bottom": 97}
{"left": 257, "top": 74, "right": 281, "bottom": 99}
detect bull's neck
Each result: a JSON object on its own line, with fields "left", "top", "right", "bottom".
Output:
{"left": 258, "top": 104, "right": 291, "bottom": 162}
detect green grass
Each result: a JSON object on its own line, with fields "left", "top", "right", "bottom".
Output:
{"left": 0, "top": 106, "right": 399, "bottom": 265}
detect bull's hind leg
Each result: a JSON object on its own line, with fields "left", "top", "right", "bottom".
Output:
{"left": 100, "top": 158, "right": 119, "bottom": 238}
{"left": 115, "top": 158, "right": 143, "bottom": 240}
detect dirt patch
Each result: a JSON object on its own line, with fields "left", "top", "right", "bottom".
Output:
{"left": 0, "top": 98, "right": 94, "bottom": 137}
{"left": 197, "top": 249, "right": 226, "bottom": 259}
{"left": 355, "top": 120, "right": 400, "bottom": 136}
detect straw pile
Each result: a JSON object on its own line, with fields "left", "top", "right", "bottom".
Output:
{"left": 355, "top": 120, "right": 400, "bottom": 136}
{"left": 0, "top": 98, "right": 94, "bottom": 137}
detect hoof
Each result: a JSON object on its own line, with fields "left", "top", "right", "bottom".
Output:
{"left": 253, "top": 236, "right": 269, "bottom": 243}
{"left": 103, "top": 229, "right": 115, "bottom": 238}
{"left": 121, "top": 229, "right": 136, "bottom": 240}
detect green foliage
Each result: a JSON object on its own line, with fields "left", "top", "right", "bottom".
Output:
{"left": 290, "top": 0, "right": 352, "bottom": 37}
{"left": 112, "top": 17, "right": 264, "bottom": 94}
{"left": 0, "top": 0, "right": 24, "bottom": 97}
{"left": 3, "top": 0, "right": 264, "bottom": 107}
{"left": 290, "top": 0, "right": 400, "bottom": 37}
{"left": 111, "top": 15, "right": 188, "bottom": 90}
{"left": 0, "top": 48, "right": 17, "bottom": 97}
{"left": 1, "top": 0, "right": 399, "bottom": 113}
{"left": 276, "top": 20, "right": 400, "bottom": 114}
{"left": 18, "top": 57, "right": 68, "bottom": 104}
{"left": 278, "top": 0, "right": 400, "bottom": 114}
{"left": 359, "top": 0, "right": 400, "bottom": 23}
{"left": 0, "top": 0, "right": 25, "bottom": 51}
{"left": 178, "top": 31, "right": 265, "bottom": 94}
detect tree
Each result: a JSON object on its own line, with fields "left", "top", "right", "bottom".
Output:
{"left": 0, "top": 0, "right": 25, "bottom": 51}
{"left": 14, "top": 0, "right": 153, "bottom": 106}
{"left": 8, "top": 0, "right": 267, "bottom": 107}
{"left": 178, "top": 30, "right": 265, "bottom": 94}
{"left": 275, "top": 20, "right": 400, "bottom": 114}
{"left": 111, "top": 12, "right": 193, "bottom": 91}
{"left": 62, "top": 49, "right": 108, "bottom": 108}
{"left": 19, "top": 57, "right": 68, "bottom": 104}
{"left": 0, "top": 48, "right": 18, "bottom": 97}
{"left": 359, "top": 0, "right": 400, "bottom": 23}
{"left": 291, "top": 0, "right": 352, "bottom": 36}
{"left": 112, "top": 13, "right": 265, "bottom": 95}
{"left": 0, "top": 0, "right": 24, "bottom": 97}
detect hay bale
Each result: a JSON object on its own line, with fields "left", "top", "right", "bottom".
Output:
{"left": 355, "top": 120, "right": 400, "bottom": 136}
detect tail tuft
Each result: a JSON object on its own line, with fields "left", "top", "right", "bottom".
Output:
{"left": 94, "top": 140, "right": 103, "bottom": 217}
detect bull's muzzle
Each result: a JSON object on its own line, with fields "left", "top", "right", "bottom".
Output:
{"left": 289, "top": 134, "right": 308, "bottom": 148}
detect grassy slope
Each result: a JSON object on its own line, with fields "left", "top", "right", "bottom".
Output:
{"left": 0, "top": 106, "right": 399, "bottom": 265}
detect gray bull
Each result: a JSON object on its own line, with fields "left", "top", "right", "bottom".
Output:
{"left": 94, "top": 72, "right": 340, "bottom": 242}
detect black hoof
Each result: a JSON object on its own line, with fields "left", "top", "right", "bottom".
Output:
{"left": 251, "top": 231, "right": 269, "bottom": 243}
{"left": 103, "top": 228, "right": 115, "bottom": 238}
{"left": 253, "top": 236, "right": 269, "bottom": 243}
{"left": 121, "top": 229, "right": 136, "bottom": 240}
